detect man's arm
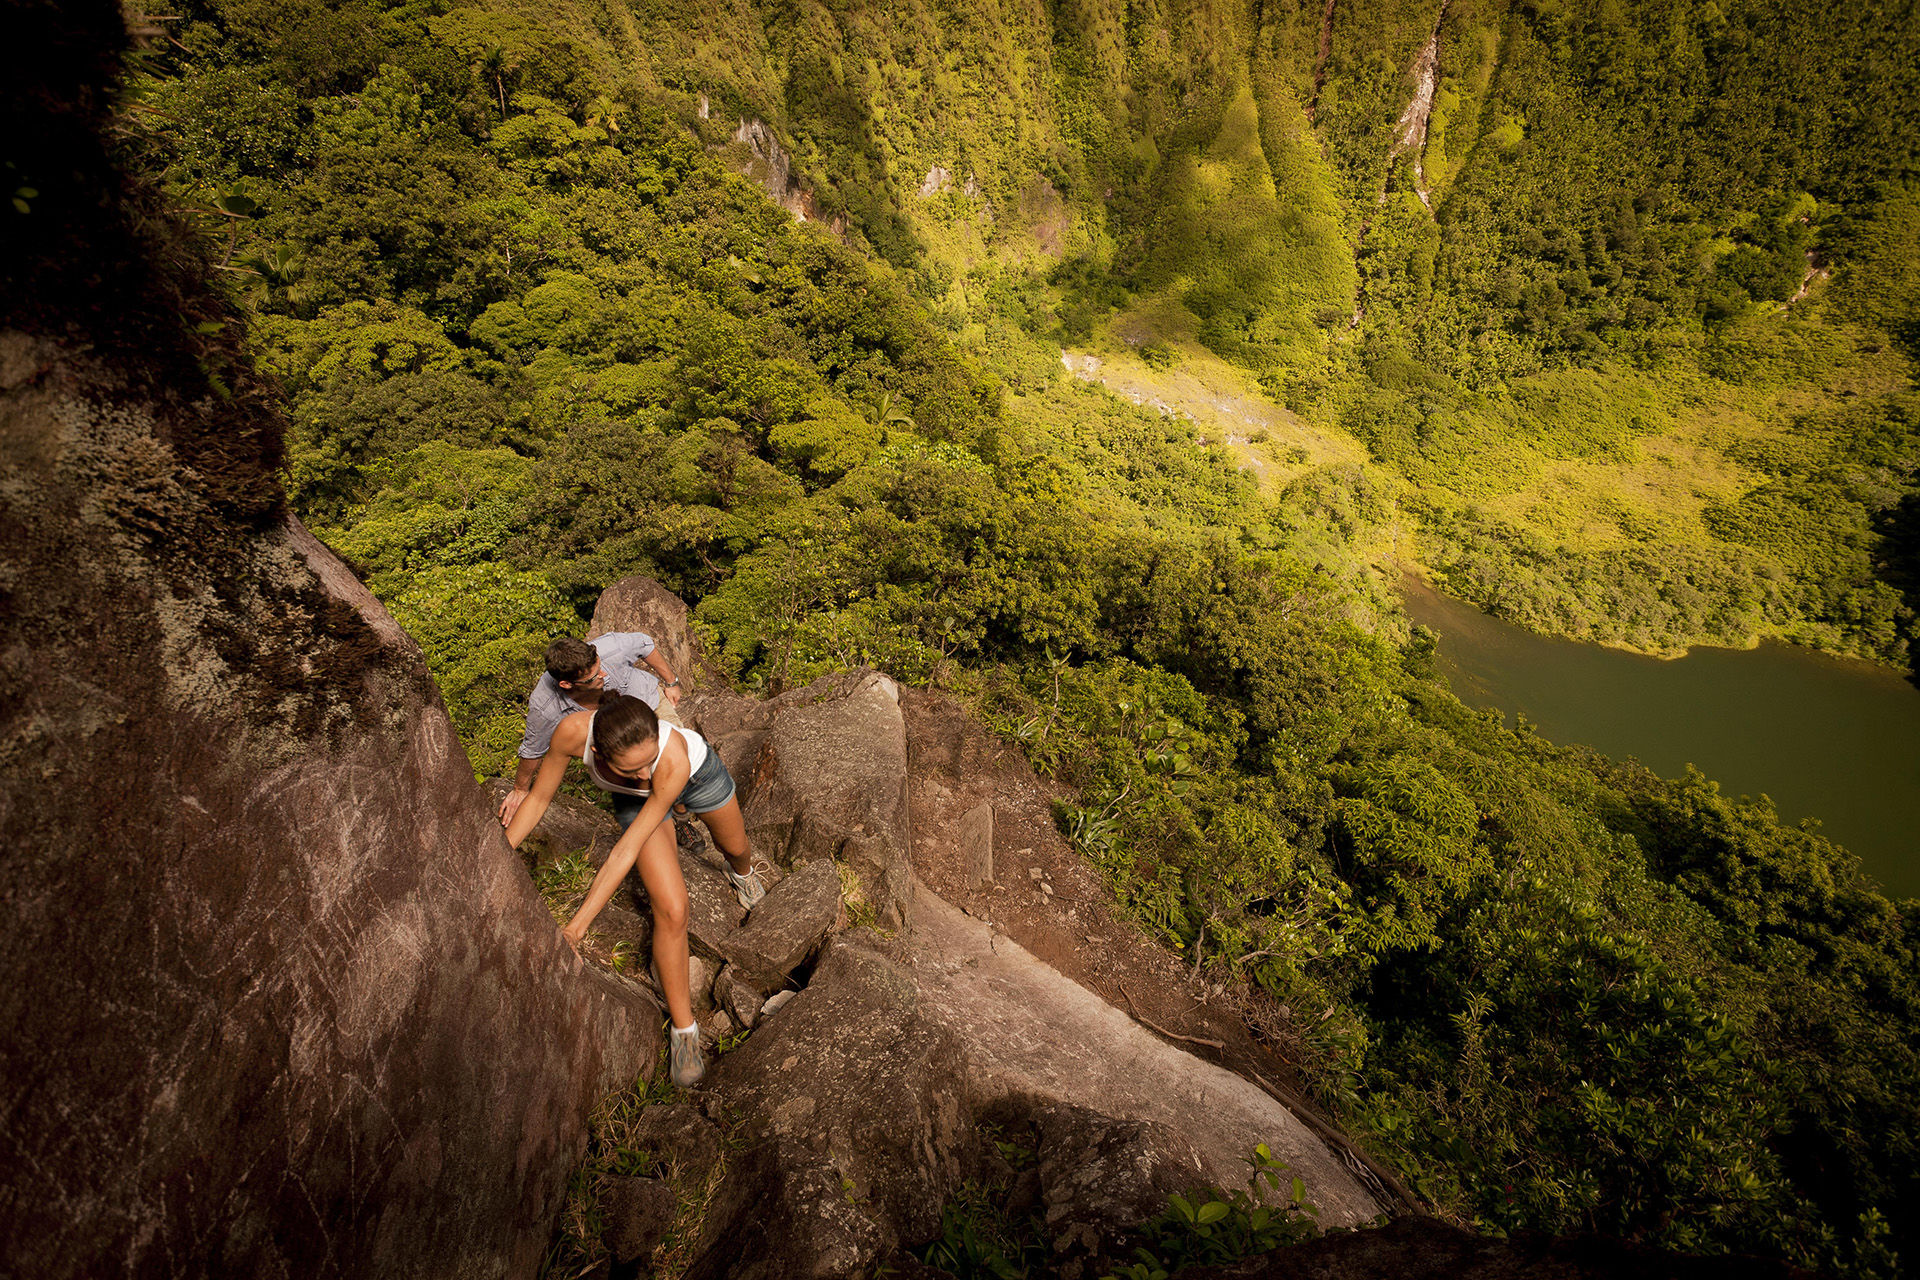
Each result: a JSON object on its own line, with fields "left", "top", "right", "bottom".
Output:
{"left": 641, "top": 648, "right": 682, "bottom": 705}
{"left": 502, "top": 682, "right": 565, "bottom": 823}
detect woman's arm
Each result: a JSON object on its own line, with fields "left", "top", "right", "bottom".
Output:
{"left": 561, "top": 741, "right": 690, "bottom": 944}
{"left": 504, "top": 713, "right": 589, "bottom": 849}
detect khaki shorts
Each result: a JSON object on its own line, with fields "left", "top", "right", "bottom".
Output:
{"left": 654, "top": 695, "right": 685, "bottom": 727}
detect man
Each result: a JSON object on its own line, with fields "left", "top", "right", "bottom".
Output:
{"left": 496, "top": 633, "right": 684, "bottom": 827}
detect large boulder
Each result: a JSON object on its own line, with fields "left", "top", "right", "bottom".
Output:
{"left": 723, "top": 858, "right": 845, "bottom": 995}
{"left": 0, "top": 14, "right": 656, "bottom": 1272}
{"left": 686, "top": 935, "right": 969, "bottom": 1278}
{"left": 724, "top": 669, "right": 914, "bottom": 928}
{"left": 589, "top": 576, "right": 701, "bottom": 692}
{"left": 681, "top": 932, "right": 1229, "bottom": 1280}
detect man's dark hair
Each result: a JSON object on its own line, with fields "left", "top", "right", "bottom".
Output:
{"left": 591, "top": 694, "right": 659, "bottom": 761}
{"left": 545, "top": 636, "right": 597, "bottom": 684}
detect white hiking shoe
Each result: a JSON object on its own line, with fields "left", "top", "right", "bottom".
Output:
{"left": 668, "top": 1023, "right": 706, "bottom": 1088}
{"left": 725, "top": 860, "right": 767, "bottom": 911}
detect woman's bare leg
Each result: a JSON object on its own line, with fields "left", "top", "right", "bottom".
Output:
{"left": 633, "top": 819, "right": 695, "bottom": 1027}
{"left": 697, "top": 796, "right": 751, "bottom": 874}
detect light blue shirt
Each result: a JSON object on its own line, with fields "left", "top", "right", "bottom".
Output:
{"left": 517, "top": 631, "right": 660, "bottom": 759}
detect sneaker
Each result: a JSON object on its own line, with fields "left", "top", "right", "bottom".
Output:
{"left": 724, "top": 861, "right": 766, "bottom": 911}
{"left": 668, "top": 1023, "right": 706, "bottom": 1088}
{"left": 676, "top": 821, "right": 702, "bottom": 851}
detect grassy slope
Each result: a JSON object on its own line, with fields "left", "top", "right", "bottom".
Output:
{"left": 580, "top": 0, "right": 1920, "bottom": 662}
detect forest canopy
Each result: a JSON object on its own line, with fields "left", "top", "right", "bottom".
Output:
{"left": 118, "top": 0, "right": 1920, "bottom": 1273}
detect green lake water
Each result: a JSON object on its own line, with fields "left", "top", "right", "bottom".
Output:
{"left": 1400, "top": 577, "right": 1920, "bottom": 901}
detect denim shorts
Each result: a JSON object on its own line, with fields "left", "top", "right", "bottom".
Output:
{"left": 611, "top": 750, "right": 737, "bottom": 828}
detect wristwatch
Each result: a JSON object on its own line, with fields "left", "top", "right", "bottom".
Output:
{"left": 665, "top": 678, "right": 681, "bottom": 688}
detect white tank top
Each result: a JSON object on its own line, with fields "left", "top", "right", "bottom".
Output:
{"left": 582, "top": 717, "right": 708, "bottom": 797}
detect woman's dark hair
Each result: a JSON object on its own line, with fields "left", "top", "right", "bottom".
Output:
{"left": 592, "top": 693, "right": 659, "bottom": 760}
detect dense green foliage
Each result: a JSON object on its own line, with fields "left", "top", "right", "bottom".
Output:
{"left": 135, "top": 0, "right": 1919, "bottom": 1274}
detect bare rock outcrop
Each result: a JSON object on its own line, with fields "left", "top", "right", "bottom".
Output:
{"left": 589, "top": 576, "right": 701, "bottom": 692}
{"left": 688, "top": 668, "right": 914, "bottom": 928}
{"left": 687, "top": 934, "right": 970, "bottom": 1279}
{"left": 0, "top": 11, "right": 656, "bottom": 1273}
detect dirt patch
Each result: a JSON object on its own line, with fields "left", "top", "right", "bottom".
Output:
{"left": 905, "top": 692, "right": 1307, "bottom": 1101}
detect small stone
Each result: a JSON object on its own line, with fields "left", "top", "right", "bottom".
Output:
{"left": 701, "top": 1009, "right": 735, "bottom": 1050}
{"left": 762, "top": 990, "right": 797, "bottom": 1018}
{"left": 1029, "top": 867, "right": 1044, "bottom": 882}
{"left": 716, "top": 964, "right": 765, "bottom": 1029}
{"left": 1040, "top": 883, "right": 1053, "bottom": 897}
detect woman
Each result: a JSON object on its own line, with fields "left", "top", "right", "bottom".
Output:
{"left": 504, "top": 692, "right": 763, "bottom": 1087}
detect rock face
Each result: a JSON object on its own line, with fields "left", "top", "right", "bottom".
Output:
{"left": 724, "top": 858, "right": 845, "bottom": 994}
{"left": 687, "top": 667, "right": 914, "bottom": 928}
{"left": 589, "top": 576, "right": 700, "bottom": 693}
{"left": 689, "top": 935, "right": 969, "bottom": 1279}
{"left": 0, "top": 13, "right": 656, "bottom": 1273}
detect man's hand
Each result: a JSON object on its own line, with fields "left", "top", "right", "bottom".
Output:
{"left": 664, "top": 683, "right": 683, "bottom": 707}
{"left": 498, "top": 787, "right": 531, "bottom": 827}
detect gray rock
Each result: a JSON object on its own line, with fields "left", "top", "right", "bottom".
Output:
{"left": 725, "top": 859, "right": 843, "bottom": 995}
{"left": 716, "top": 965, "right": 765, "bottom": 1029}
{"left": 599, "top": 1175, "right": 677, "bottom": 1264}
{"left": 959, "top": 800, "right": 994, "bottom": 889}
{"left": 736, "top": 670, "right": 913, "bottom": 927}
{"left": 686, "top": 937, "right": 969, "bottom": 1278}
{"left": 589, "top": 576, "right": 701, "bottom": 694}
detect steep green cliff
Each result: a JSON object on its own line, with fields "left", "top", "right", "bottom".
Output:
{"left": 564, "top": 0, "right": 1920, "bottom": 659}
{"left": 125, "top": 0, "right": 1920, "bottom": 1272}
